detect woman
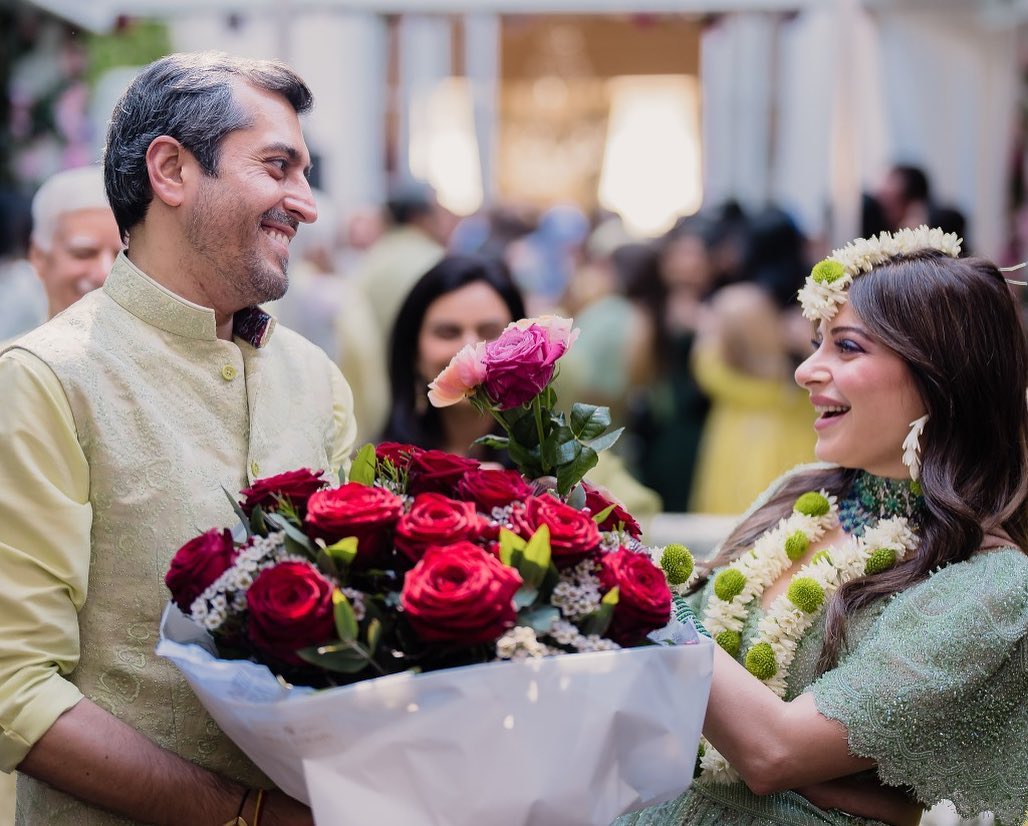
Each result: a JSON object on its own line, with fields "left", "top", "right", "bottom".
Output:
{"left": 382, "top": 254, "right": 525, "bottom": 459}
{"left": 619, "top": 228, "right": 1028, "bottom": 825}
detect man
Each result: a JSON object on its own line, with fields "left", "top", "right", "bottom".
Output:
{"left": 0, "top": 53, "right": 355, "bottom": 824}
{"left": 28, "top": 165, "right": 123, "bottom": 320}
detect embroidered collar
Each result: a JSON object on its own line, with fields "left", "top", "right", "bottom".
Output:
{"left": 103, "top": 252, "right": 276, "bottom": 348}
{"left": 838, "top": 471, "right": 924, "bottom": 536}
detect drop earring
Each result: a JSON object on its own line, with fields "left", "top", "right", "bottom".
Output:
{"left": 902, "top": 414, "right": 929, "bottom": 482}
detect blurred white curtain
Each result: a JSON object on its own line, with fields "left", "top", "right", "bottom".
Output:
{"left": 398, "top": 15, "right": 453, "bottom": 184}
{"left": 874, "top": 7, "right": 1019, "bottom": 258}
{"left": 464, "top": 13, "right": 501, "bottom": 205}
{"left": 700, "top": 12, "right": 776, "bottom": 210}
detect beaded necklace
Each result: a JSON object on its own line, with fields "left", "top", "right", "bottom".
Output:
{"left": 698, "top": 481, "right": 920, "bottom": 784}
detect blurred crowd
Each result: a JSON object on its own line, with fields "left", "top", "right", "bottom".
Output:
{"left": 0, "top": 161, "right": 998, "bottom": 523}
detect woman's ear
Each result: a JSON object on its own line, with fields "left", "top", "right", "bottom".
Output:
{"left": 145, "top": 136, "right": 188, "bottom": 208}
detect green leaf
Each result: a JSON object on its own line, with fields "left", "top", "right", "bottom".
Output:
{"left": 250, "top": 503, "right": 268, "bottom": 536}
{"left": 513, "top": 585, "right": 539, "bottom": 610}
{"left": 591, "top": 503, "right": 616, "bottom": 525}
{"left": 348, "top": 443, "right": 377, "bottom": 486}
{"left": 366, "top": 618, "right": 382, "bottom": 654}
{"left": 332, "top": 590, "right": 359, "bottom": 641}
{"left": 324, "top": 536, "right": 359, "bottom": 567}
{"left": 520, "top": 524, "right": 552, "bottom": 588}
{"left": 556, "top": 445, "right": 599, "bottom": 497}
{"left": 585, "top": 426, "right": 624, "bottom": 454}
{"left": 581, "top": 586, "right": 619, "bottom": 637}
{"left": 296, "top": 642, "right": 371, "bottom": 674}
{"left": 519, "top": 605, "right": 559, "bottom": 633}
{"left": 222, "top": 486, "right": 254, "bottom": 538}
{"left": 570, "top": 403, "right": 612, "bottom": 441}
{"left": 471, "top": 434, "right": 510, "bottom": 451}
{"left": 498, "top": 528, "right": 526, "bottom": 567}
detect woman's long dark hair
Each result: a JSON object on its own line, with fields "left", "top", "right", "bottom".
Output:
{"left": 702, "top": 250, "right": 1028, "bottom": 671}
{"left": 383, "top": 254, "right": 526, "bottom": 451}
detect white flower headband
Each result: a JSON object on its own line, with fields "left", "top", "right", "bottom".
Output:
{"left": 797, "top": 225, "right": 963, "bottom": 322}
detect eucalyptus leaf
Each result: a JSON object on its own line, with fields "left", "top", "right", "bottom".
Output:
{"left": 513, "top": 585, "right": 538, "bottom": 610}
{"left": 565, "top": 482, "right": 587, "bottom": 511}
{"left": 349, "top": 443, "right": 378, "bottom": 486}
{"left": 570, "top": 403, "right": 611, "bottom": 441}
{"left": 297, "top": 642, "right": 371, "bottom": 674}
{"left": 222, "top": 486, "right": 254, "bottom": 538}
{"left": 519, "top": 605, "right": 559, "bottom": 633}
{"left": 265, "top": 512, "right": 316, "bottom": 557}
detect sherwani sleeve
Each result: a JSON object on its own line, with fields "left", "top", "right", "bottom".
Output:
{"left": 0, "top": 348, "right": 89, "bottom": 771}
{"left": 329, "top": 364, "right": 358, "bottom": 483}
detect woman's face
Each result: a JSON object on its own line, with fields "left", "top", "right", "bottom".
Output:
{"left": 794, "top": 303, "right": 926, "bottom": 478}
{"left": 417, "top": 281, "right": 513, "bottom": 383}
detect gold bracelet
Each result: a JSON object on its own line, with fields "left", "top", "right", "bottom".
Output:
{"left": 221, "top": 787, "right": 251, "bottom": 826}
{"left": 252, "top": 789, "right": 266, "bottom": 826}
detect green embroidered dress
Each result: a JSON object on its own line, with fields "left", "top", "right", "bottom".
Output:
{"left": 616, "top": 470, "right": 1028, "bottom": 826}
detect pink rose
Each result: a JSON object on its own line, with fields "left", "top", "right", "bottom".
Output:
{"left": 165, "top": 528, "right": 239, "bottom": 613}
{"left": 482, "top": 326, "right": 566, "bottom": 410}
{"left": 428, "top": 342, "right": 487, "bottom": 408}
{"left": 503, "top": 315, "right": 579, "bottom": 351}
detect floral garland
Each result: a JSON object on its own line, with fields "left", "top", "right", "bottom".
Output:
{"left": 698, "top": 490, "right": 919, "bottom": 784}
{"left": 798, "top": 225, "right": 962, "bottom": 322}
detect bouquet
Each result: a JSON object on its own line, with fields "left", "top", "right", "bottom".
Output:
{"left": 157, "top": 315, "right": 714, "bottom": 826}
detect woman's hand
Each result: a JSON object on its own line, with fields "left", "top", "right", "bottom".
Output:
{"left": 794, "top": 775, "right": 922, "bottom": 826}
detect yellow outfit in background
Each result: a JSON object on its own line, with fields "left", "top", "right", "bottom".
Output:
{"left": 0, "top": 254, "right": 356, "bottom": 824}
{"left": 689, "top": 345, "right": 816, "bottom": 515}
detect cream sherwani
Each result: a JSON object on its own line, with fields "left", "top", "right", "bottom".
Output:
{"left": 0, "top": 253, "right": 356, "bottom": 824}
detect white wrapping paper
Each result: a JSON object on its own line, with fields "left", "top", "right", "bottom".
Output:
{"left": 156, "top": 604, "right": 713, "bottom": 826}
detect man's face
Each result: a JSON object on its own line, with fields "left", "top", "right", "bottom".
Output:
{"left": 182, "top": 82, "right": 317, "bottom": 312}
{"left": 29, "top": 206, "right": 122, "bottom": 317}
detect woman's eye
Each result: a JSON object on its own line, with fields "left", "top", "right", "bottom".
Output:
{"left": 835, "top": 338, "right": 863, "bottom": 354}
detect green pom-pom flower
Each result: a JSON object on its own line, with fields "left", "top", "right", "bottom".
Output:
{"left": 787, "top": 577, "right": 826, "bottom": 613}
{"left": 811, "top": 550, "right": 832, "bottom": 565}
{"left": 864, "top": 547, "right": 897, "bottom": 575}
{"left": 811, "top": 259, "right": 846, "bottom": 284}
{"left": 784, "top": 530, "right": 809, "bottom": 562}
{"left": 660, "top": 544, "right": 695, "bottom": 586}
{"left": 715, "top": 630, "right": 741, "bottom": 657}
{"left": 745, "top": 642, "right": 778, "bottom": 680}
{"left": 910, "top": 479, "right": 923, "bottom": 496}
{"left": 697, "top": 741, "right": 706, "bottom": 759}
{"left": 714, "top": 568, "right": 746, "bottom": 601}
{"left": 794, "top": 491, "right": 830, "bottom": 518}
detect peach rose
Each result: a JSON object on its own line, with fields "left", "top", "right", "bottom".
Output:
{"left": 427, "top": 342, "right": 487, "bottom": 407}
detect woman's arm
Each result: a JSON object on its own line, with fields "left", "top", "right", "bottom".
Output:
{"left": 703, "top": 645, "right": 873, "bottom": 795}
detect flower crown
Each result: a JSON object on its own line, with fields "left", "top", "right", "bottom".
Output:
{"left": 798, "top": 225, "right": 962, "bottom": 322}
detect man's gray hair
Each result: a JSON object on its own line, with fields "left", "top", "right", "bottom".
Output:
{"left": 102, "top": 51, "right": 313, "bottom": 242}
{"left": 31, "top": 166, "right": 111, "bottom": 252}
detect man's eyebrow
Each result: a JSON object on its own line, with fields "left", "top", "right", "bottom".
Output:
{"left": 263, "top": 142, "right": 313, "bottom": 177}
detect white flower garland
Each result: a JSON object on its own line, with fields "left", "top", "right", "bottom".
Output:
{"left": 798, "top": 225, "right": 962, "bottom": 322}
{"left": 699, "top": 494, "right": 918, "bottom": 784}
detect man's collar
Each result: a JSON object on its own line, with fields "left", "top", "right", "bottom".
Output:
{"left": 103, "top": 252, "right": 276, "bottom": 348}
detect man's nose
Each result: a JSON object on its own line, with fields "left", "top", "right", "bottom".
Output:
{"left": 284, "top": 176, "right": 317, "bottom": 225}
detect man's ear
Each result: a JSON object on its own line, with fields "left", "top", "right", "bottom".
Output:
{"left": 27, "top": 240, "right": 47, "bottom": 279}
{"left": 146, "top": 136, "right": 190, "bottom": 207}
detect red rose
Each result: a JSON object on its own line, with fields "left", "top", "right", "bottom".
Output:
{"left": 305, "top": 483, "right": 404, "bottom": 566}
{"left": 375, "top": 442, "right": 425, "bottom": 471}
{"left": 598, "top": 547, "right": 672, "bottom": 645}
{"left": 583, "top": 483, "right": 642, "bottom": 538}
{"left": 239, "top": 468, "right": 327, "bottom": 517}
{"left": 482, "top": 325, "right": 566, "bottom": 410}
{"left": 165, "top": 528, "right": 238, "bottom": 613}
{"left": 407, "top": 450, "right": 481, "bottom": 495}
{"left": 401, "top": 541, "right": 523, "bottom": 645}
{"left": 246, "top": 561, "right": 336, "bottom": 666}
{"left": 455, "top": 468, "right": 534, "bottom": 510}
{"left": 511, "top": 495, "right": 601, "bottom": 567}
{"left": 394, "top": 493, "right": 488, "bottom": 563}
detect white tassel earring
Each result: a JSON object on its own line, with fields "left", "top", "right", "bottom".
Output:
{"left": 902, "top": 414, "right": 929, "bottom": 482}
